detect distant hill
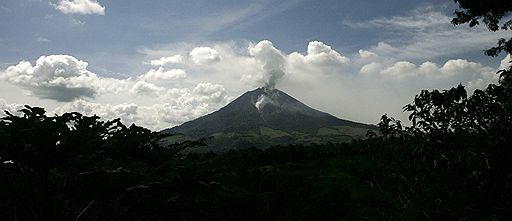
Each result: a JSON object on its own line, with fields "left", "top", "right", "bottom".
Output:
{"left": 162, "top": 88, "right": 376, "bottom": 151}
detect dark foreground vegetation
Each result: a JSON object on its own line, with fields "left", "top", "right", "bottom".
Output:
{"left": 1, "top": 73, "right": 511, "bottom": 220}
{"left": 1, "top": 0, "right": 512, "bottom": 220}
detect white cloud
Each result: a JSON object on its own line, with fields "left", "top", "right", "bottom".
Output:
{"left": 192, "top": 83, "right": 229, "bottom": 103}
{"left": 288, "top": 41, "right": 349, "bottom": 76}
{"left": 130, "top": 81, "right": 164, "bottom": 96}
{"left": 499, "top": 54, "right": 512, "bottom": 70}
{"left": 358, "top": 49, "right": 377, "bottom": 59}
{"left": 360, "top": 62, "right": 382, "bottom": 75}
{"left": 189, "top": 47, "right": 221, "bottom": 65}
{"left": 141, "top": 67, "right": 187, "bottom": 81}
{"left": 1, "top": 39, "right": 506, "bottom": 131}
{"left": 150, "top": 55, "right": 184, "bottom": 66}
{"left": 374, "top": 59, "right": 495, "bottom": 82}
{"left": 305, "top": 41, "right": 349, "bottom": 65}
{"left": 53, "top": 0, "right": 105, "bottom": 15}
{"left": 51, "top": 82, "right": 231, "bottom": 129}
{"left": 155, "top": 102, "right": 209, "bottom": 125}
{"left": 0, "top": 53, "right": 234, "bottom": 130}
{"left": 0, "top": 55, "right": 100, "bottom": 101}
{"left": 34, "top": 36, "right": 51, "bottom": 43}
{"left": 349, "top": 6, "right": 510, "bottom": 60}
{"left": 54, "top": 100, "right": 140, "bottom": 126}
{"left": 381, "top": 61, "right": 418, "bottom": 79}
{"left": 350, "top": 7, "right": 447, "bottom": 30}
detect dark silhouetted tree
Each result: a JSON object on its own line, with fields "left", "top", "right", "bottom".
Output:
{"left": 452, "top": 0, "right": 512, "bottom": 86}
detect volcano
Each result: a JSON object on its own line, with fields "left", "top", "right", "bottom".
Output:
{"left": 163, "top": 88, "right": 376, "bottom": 151}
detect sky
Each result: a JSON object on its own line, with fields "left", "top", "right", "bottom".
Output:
{"left": 1, "top": 0, "right": 511, "bottom": 130}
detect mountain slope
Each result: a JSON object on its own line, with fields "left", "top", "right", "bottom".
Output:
{"left": 163, "top": 88, "right": 376, "bottom": 150}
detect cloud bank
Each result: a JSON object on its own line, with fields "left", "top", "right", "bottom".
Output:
{"left": 1, "top": 36, "right": 505, "bottom": 130}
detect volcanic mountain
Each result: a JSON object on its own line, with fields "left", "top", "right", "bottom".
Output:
{"left": 163, "top": 88, "right": 376, "bottom": 150}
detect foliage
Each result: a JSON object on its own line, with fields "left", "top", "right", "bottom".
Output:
{"left": 452, "top": 0, "right": 512, "bottom": 86}
{"left": 1, "top": 80, "right": 512, "bottom": 220}
{"left": 0, "top": 106, "right": 391, "bottom": 220}
{"left": 368, "top": 81, "right": 512, "bottom": 220}
{"left": 0, "top": 107, "right": 204, "bottom": 220}
{"left": 452, "top": 0, "right": 512, "bottom": 56}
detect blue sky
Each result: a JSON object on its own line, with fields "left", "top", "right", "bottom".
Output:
{"left": 1, "top": 0, "right": 510, "bottom": 130}
{"left": 1, "top": 0, "right": 458, "bottom": 72}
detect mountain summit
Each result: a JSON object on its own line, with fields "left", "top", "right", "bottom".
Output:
{"left": 163, "top": 88, "right": 375, "bottom": 150}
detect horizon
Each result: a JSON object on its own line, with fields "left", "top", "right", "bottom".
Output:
{"left": 1, "top": 0, "right": 510, "bottom": 130}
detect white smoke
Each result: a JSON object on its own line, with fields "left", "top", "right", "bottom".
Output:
{"left": 249, "top": 40, "right": 286, "bottom": 89}
{"left": 254, "top": 87, "right": 282, "bottom": 111}
{"left": 255, "top": 94, "right": 273, "bottom": 111}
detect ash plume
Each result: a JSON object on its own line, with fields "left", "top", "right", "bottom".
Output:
{"left": 249, "top": 40, "right": 286, "bottom": 89}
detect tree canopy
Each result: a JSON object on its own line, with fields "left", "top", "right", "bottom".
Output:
{"left": 452, "top": 0, "right": 512, "bottom": 56}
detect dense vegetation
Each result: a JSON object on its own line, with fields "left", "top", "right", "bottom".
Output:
{"left": 2, "top": 75, "right": 511, "bottom": 220}
{"left": 1, "top": 0, "right": 512, "bottom": 220}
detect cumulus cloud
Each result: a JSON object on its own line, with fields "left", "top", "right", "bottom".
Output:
{"left": 288, "top": 41, "right": 349, "bottom": 76}
{"left": 192, "top": 83, "right": 229, "bottom": 103}
{"left": 358, "top": 49, "right": 377, "bottom": 59}
{"left": 0, "top": 53, "right": 235, "bottom": 130}
{"left": 360, "top": 62, "right": 383, "bottom": 75}
{"left": 248, "top": 40, "right": 286, "bottom": 89}
{"left": 141, "top": 67, "right": 187, "bottom": 81}
{"left": 380, "top": 61, "right": 418, "bottom": 79}
{"left": 304, "top": 41, "right": 349, "bottom": 65}
{"left": 54, "top": 100, "right": 140, "bottom": 125}
{"left": 155, "top": 103, "right": 209, "bottom": 125}
{"left": 150, "top": 55, "right": 184, "bottom": 66}
{"left": 1, "top": 39, "right": 506, "bottom": 131}
{"left": 0, "top": 55, "right": 100, "bottom": 101}
{"left": 189, "top": 47, "right": 221, "bottom": 65}
{"left": 130, "top": 81, "right": 164, "bottom": 96}
{"left": 51, "top": 82, "right": 231, "bottom": 129}
{"left": 53, "top": 0, "right": 105, "bottom": 15}
{"left": 372, "top": 59, "right": 495, "bottom": 82}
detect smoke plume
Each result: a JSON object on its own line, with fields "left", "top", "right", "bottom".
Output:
{"left": 255, "top": 94, "right": 273, "bottom": 111}
{"left": 249, "top": 40, "right": 286, "bottom": 89}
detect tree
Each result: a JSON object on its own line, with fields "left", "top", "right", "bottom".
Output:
{"left": 452, "top": 0, "right": 512, "bottom": 85}
{"left": 363, "top": 2, "right": 512, "bottom": 218}
{"left": 452, "top": 0, "right": 512, "bottom": 56}
{"left": 0, "top": 106, "right": 204, "bottom": 220}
